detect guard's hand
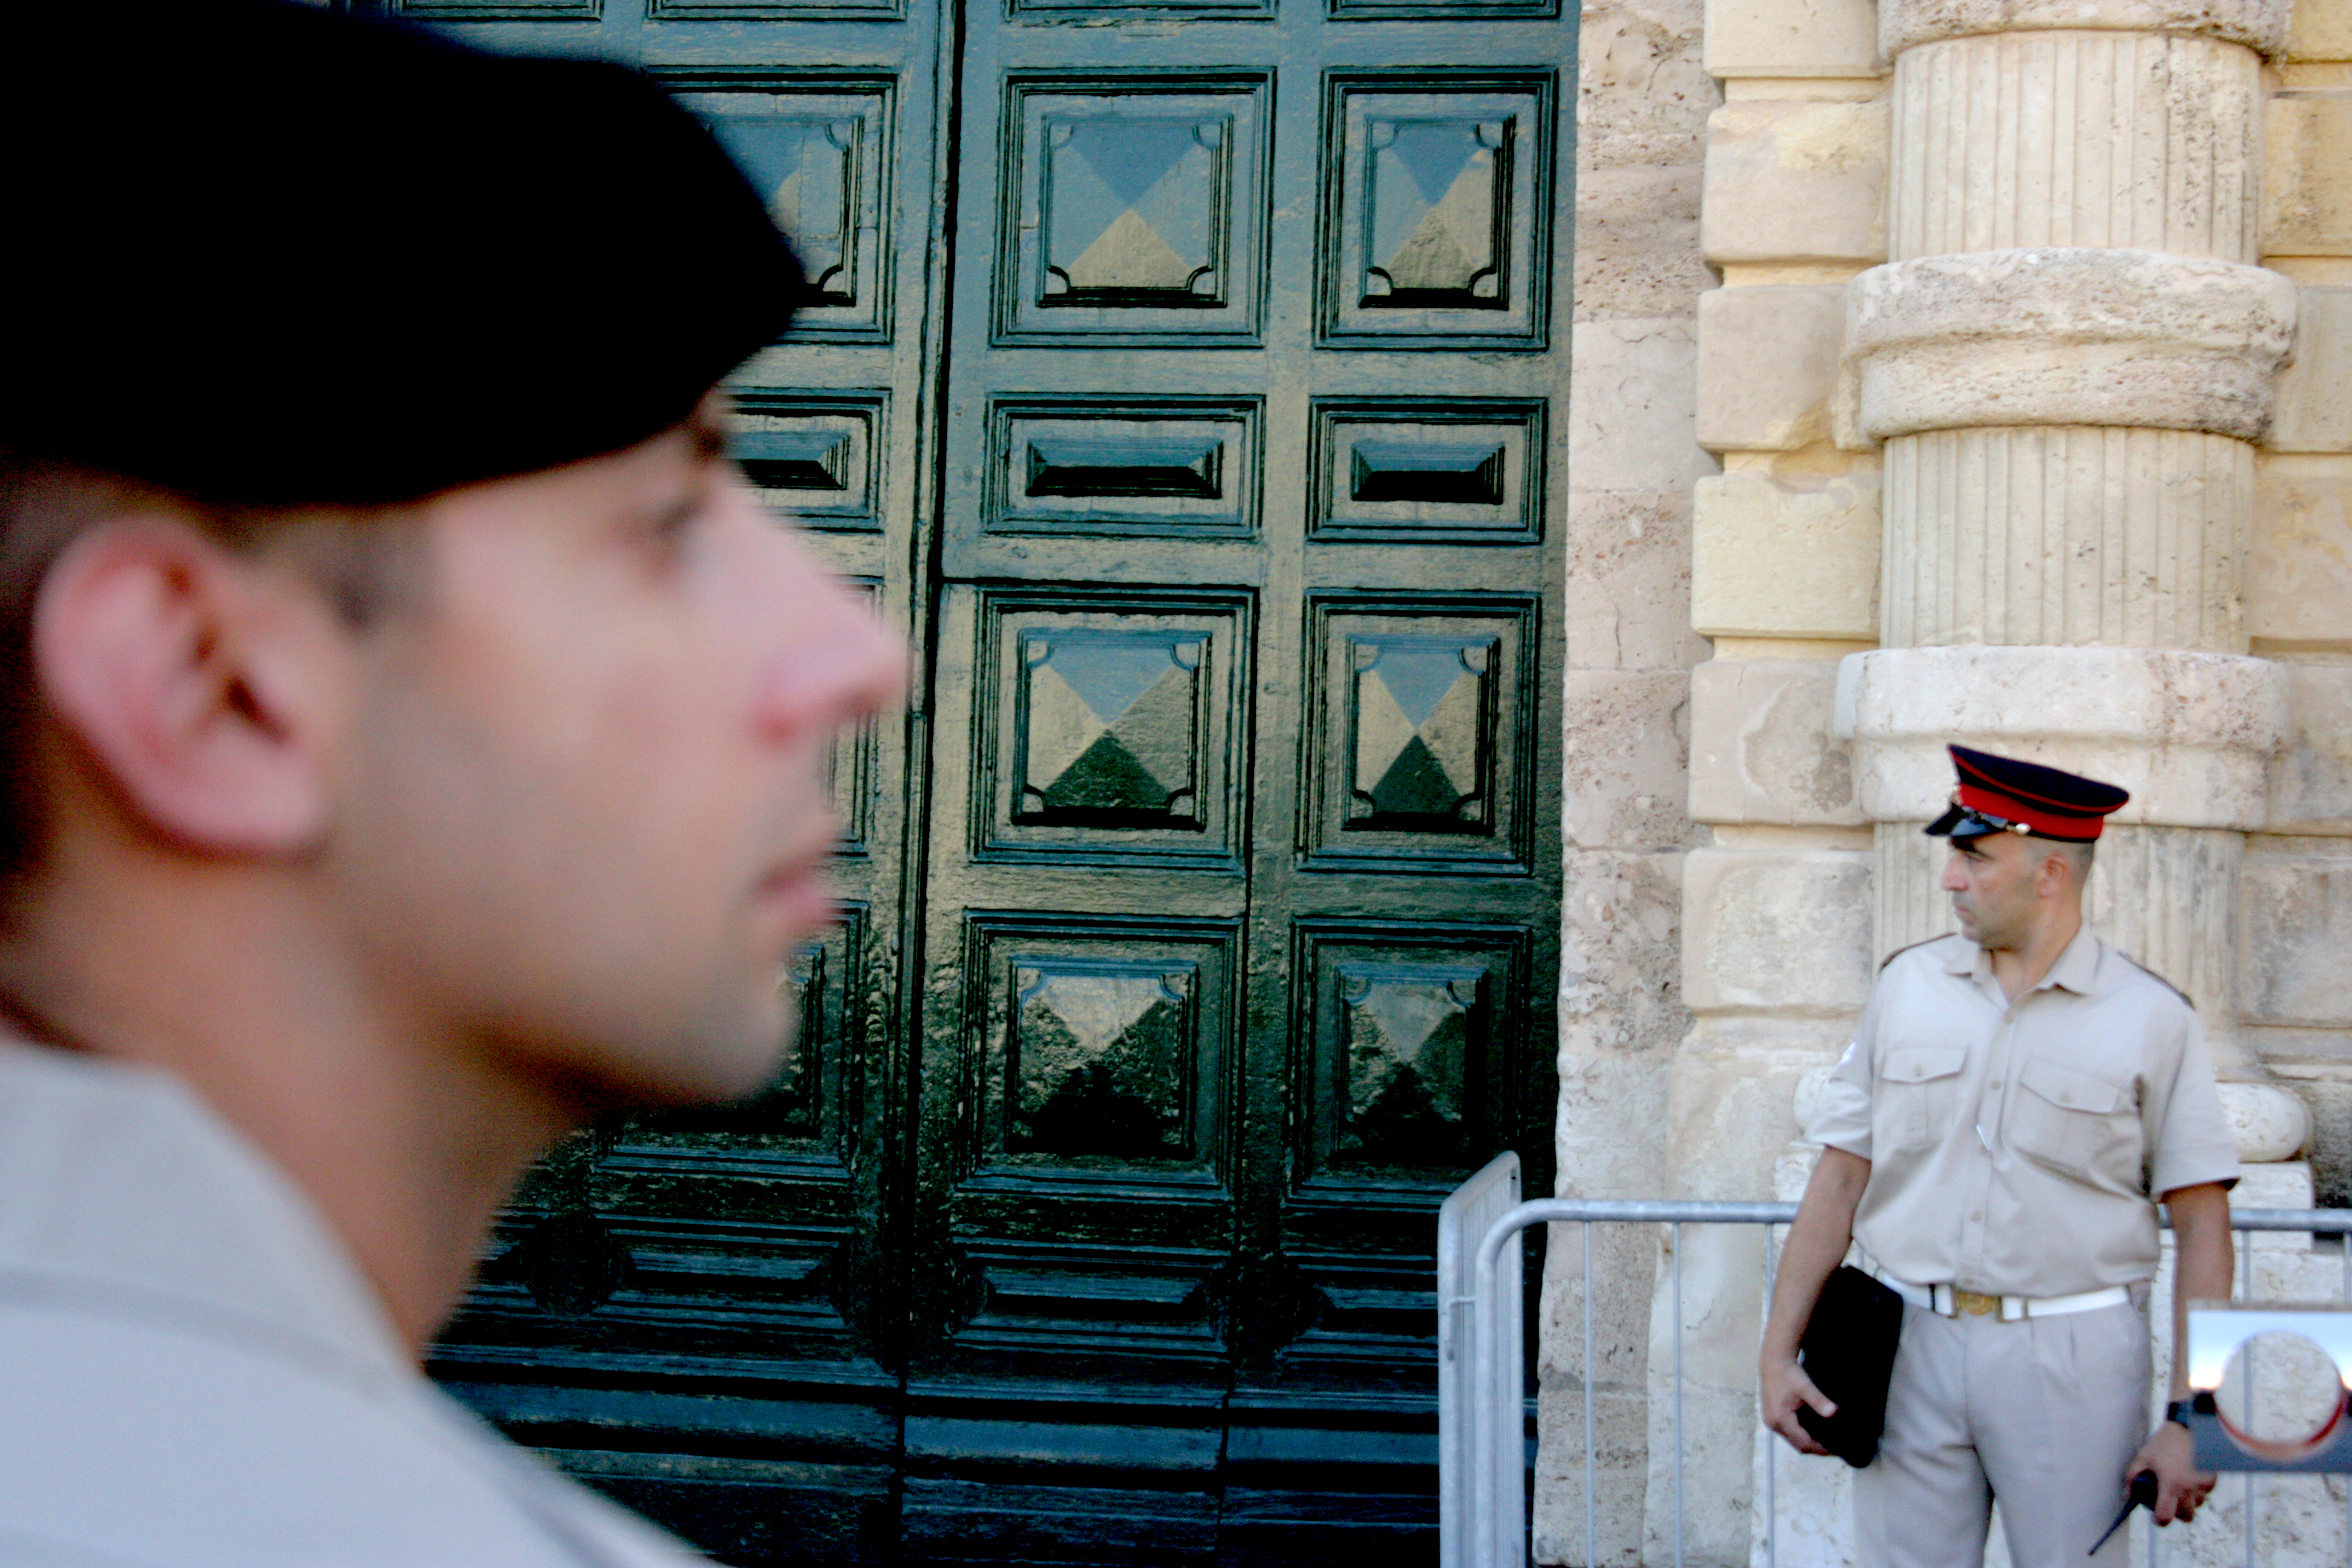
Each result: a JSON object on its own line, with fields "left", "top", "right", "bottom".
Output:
{"left": 1760, "top": 1354, "right": 1835, "bottom": 1456}
{"left": 2129, "top": 1422, "right": 2213, "bottom": 1525}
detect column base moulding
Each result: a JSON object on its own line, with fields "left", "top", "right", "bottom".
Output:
{"left": 1846, "top": 249, "right": 2298, "bottom": 443}
{"left": 1878, "top": 0, "right": 2289, "bottom": 60}
{"left": 1836, "top": 644, "right": 2288, "bottom": 829}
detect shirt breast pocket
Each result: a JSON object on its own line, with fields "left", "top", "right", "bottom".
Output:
{"left": 1879, "top": 1045, "right": 1968, "bottom": 1153}
{"left": 2013, "top": 1058, "right": 2137, "bottom": 1180}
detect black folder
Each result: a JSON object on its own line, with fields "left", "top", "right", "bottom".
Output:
{"left": 1796, "top": 1264, "right": 1905, "bottom": 1466}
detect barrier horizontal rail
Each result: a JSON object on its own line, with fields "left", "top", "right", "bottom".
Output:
{"left": 1438, "top": 1156, "right": 2352, "bottom": 1568}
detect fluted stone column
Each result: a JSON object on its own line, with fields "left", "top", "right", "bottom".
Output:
{"left": 1838, "top": 0, "right": 2313, "bottom": 1166}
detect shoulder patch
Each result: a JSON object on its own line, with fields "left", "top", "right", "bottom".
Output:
{"left": 2116, "top": 952, "right": 2194, "bottom": 1010}
{"left": 1878, "top": 934, "right": 1953, "bottom": 972}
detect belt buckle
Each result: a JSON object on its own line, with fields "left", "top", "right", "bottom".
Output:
{"left": 1953, "top": 1288, "right": 2000, "bottom": 1316}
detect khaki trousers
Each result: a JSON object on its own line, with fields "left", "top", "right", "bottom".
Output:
{"left": 1853, "top": 1299, "right": 2151, "bottom": 1568}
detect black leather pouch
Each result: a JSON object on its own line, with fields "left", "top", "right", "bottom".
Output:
{"left": 1795, "top": 1264, "right": 1905, "bottom": 1467}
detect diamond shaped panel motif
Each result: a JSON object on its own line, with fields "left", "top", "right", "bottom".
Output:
{"left": 1291, "top": 921, "right": 1530, "bottom": 1192}
{"left": 1018, "top": 632, "right": 1204, "bottom": 828}
{"left": 1335, "top": 961, "right": 1483, "bottom": 1168}
{"left": 1010, "top": 959, "right": 1197, "bottom": 1158}
{"left": 962, "top": 912, "right": 1240, "bottom": 1187}
{"left": 999, "top": 78, "right": 1267, "bottom": 345}
{"left": 1349, "top": 635, "right": 1494, "bottom": 832}
{"left": 729, "top": 117, "right": 861, "bottom": 302}
{"left": 973, "top": 590, "right": 1247, "bottom": 869}
{"left": 1318, "top": 73, "right": 1553, "bottom": 348}
{"left": 671, "top": 80, "right": 892, "bottom": 341}
{"left": 1301, "top": 596, "right": 1534, "bottom": 872}
{"left": 1365, "top": 119, "right": 1506, "bottom": 305}
{"left": 1045, "top": 118, "right": 1225, "bottom": 306}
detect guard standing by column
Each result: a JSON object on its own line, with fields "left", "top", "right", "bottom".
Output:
{"left": 1760, "top": 745, "right": 2242, "bottom": 1567}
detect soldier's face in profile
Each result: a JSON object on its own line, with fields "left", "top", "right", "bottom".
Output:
{"left": 1941, "top": 832, "right": 2036, "bottom": 948}
{"left": 320, "top": 394, "right": 905, "bottom": 1109}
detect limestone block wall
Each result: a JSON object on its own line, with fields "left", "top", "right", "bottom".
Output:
{"left": 1537, "top": 0, "right": 1719, "bottom": 1557}
{"left": 1539, "top": 0, "right": 2352, "bottom": 1561}
{"left": 1663, "top": 0, "right": 1890, "bottom": 1559}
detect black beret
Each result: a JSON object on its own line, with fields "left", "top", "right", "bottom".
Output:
{"left": 4, "top": 0, "right": 802, "bottom": 507}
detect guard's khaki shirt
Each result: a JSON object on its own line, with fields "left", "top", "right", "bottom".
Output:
{"left": 0, "top": 1037, "right": 707, "bottom": 1567}
{"left": 1805, "top": 927, "right": 2239, "bottom": 1298}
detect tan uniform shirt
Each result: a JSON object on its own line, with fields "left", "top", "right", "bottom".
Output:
{"left": 1805, "top": 927, "right": 2239, "bottom": 1298}
{"left": 0, "top": 1037, "right": 707, "bottom": 1567}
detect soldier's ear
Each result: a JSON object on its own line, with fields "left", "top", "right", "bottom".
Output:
{"left": 33, "top": 517, "right": 349, "bottom": 856}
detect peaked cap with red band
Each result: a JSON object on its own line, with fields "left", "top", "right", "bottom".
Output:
{"left": 1924, "top": 745, "right": 2131, "bottom": 843}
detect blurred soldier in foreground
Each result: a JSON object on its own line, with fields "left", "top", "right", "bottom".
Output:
{"left": 1759, "top": 746, "right": 2239, "bottom": 1567}
{"left": 0, "top": 4, "right": 903, "bottom": 1563}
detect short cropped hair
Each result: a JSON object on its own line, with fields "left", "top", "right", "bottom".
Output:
{"left": 0, "top": 454, "right": 416, "bottom": 893}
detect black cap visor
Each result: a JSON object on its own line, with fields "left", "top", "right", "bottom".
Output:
{"left": 1924, "top": 797, "right": 2066, "bottom": 843}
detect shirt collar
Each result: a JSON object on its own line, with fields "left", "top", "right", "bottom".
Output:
{"left": 1952, "top": 923, "right": 2106, "bottom": 995}
{"left": 0, "top": 1036, "right": 410, "bottom": 1388}
{"left": 2045, "top": 923, "right": 2106, "bottom": 995}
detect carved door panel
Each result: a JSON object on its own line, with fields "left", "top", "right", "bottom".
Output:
{"left": 915, "top": 5, "right": 1567, "bottom": 1560}
{"left": 388, "top": 3, "right": 948, "bottom": 1561}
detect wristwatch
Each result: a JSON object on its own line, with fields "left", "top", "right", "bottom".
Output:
{"left": 2164, "top": 1399, "right": 2194, "bottom": 1429}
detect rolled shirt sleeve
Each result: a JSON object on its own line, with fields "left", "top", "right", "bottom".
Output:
{"left": 1805, "top": 995, "right": 1878, "bottom": 1160}
{"left": 2144, "top": 1008, "right": 2241, "bottom": 1199}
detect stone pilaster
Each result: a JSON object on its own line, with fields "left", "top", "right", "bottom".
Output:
{"left": 1842, "top": 0, "right": 2311, "bottom": 1159}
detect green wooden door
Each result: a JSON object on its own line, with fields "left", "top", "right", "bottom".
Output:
{"left": 382, "top": 1, "right": 1566, "bottom": 1561}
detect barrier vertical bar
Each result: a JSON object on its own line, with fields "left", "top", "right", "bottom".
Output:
{"left": 1585, "top": 1220, "right": 1596, "bottom": 1568}
{"left": 1673, "top": 1220, "right": 1685, "bottom": 1568}
{"left": 1497, "top": 1208, "right": 1524, "bottom": 1568}
{"left": 1765, "top": 1223, "right": 1779, "bottom": 1568}
{"left": 2243, "top": 1232, "right": 2256, "bottom": 1568}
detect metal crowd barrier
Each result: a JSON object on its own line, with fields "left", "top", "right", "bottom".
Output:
{"left": 1438, "top": 1151, "right": 2352, "bottom": 1568}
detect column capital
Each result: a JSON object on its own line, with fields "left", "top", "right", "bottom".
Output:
{"left": 1880, "top": 0, "right": 2289, "bottom": 60}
